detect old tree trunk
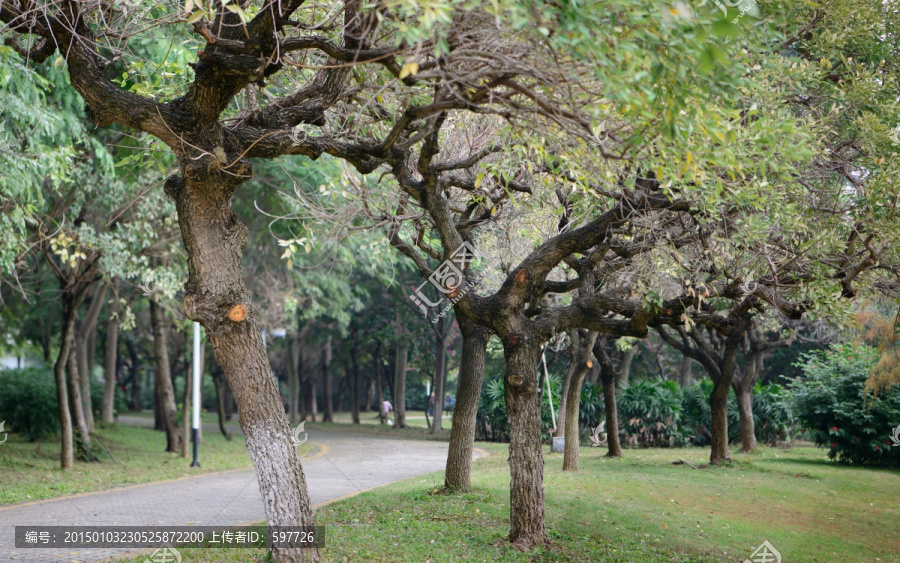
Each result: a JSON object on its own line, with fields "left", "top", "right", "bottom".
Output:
{"left": 150, "top": 299, "right": 180, "bottom": 453}
{"left": 502, "top": 332, "right": 548, "bottom": 549}
{"left": 562, "top": 330, "right": 598, "bottom": 471}
{"left": 444, "top": 316, "right": 489, "bottom": 490}
{"left": 173, "top": 167, "right": 316, "bottom": 561}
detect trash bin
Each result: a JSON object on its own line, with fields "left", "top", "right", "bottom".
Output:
{"left": 551, "top": 437, "right": 565, "bottom": 453}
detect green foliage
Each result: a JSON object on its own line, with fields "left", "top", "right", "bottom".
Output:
{"left": 752, "top": 383, "right": 794, "bottom": 446}
{"left": 577, "top": 382, "right": 605, "bottom": 435}
{"left": 476, "top": 374, "right": 560, "bottom": 442}
{"left": 617, "top": 379, "right": 684, "bottom": 447}
{"left": 789, "top": 344, "right": 900, "bottom": 468}
{"left": 679, "top": 379, "right": 739, "bottom": 446}
{"left": 0, "top": 365, "right": 60, "bottom": 440}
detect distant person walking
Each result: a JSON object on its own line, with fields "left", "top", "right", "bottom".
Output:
{"left": 383, "top": 400, "right": 393, "bottom": 413}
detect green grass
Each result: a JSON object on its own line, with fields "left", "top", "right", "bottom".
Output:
{"left": 0, "top": 423, "right": 311, "bottom": 505}
{"left": 113, "top": 443, "right": 900, "bottom": 562}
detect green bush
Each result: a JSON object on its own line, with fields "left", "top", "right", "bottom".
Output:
{"left": 617, "top": 379, "right": 684, "bottom": 447}
{"left": 752, "top": 383, "right": 794, "bottom": 445}
{"left": 476, "top": 374, "right": 561, "bottom": 442}
{"left": 679, "top": 380, "right": 740, "bottom": 446}
{"left": 0, "top": 365, "right": 60, "bottom": 440}
{"left": 789, "top": 344, "right": 900, "bottom": 467}
{"left": 577, "top": 382, "right": 605, "bottom": 433}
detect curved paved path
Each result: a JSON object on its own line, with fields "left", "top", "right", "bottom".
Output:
{"left": 0, "top": 425, "right": 473, "bottom": 562}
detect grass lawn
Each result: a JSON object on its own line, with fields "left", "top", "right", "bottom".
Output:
{"left": 114, "top": 443, "right": 900, "bottom": 562}
{"left": 0, "top": 423, "right": 311, "bottom": 505}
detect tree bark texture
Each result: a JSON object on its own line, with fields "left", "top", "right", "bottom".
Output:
{"left": 76, "top": 284, "right": 108, "bottom": 431}
{"left": 709, "top": 377, "right": 731, "bottom": 465}
{"left": 54, "top": 301, "right": 77, "bottom": 469}
{"left": 67, "top": 345, "right": 92, "bottom": 457}
{"left": 601, "top": 368, "right": 622, "bottom": 458}
{"left": 562, "top": 331, "right": 598, "bottom": 471}
{"left": 150, "top": 299, "right": 180, "bottom": 453}
{"left": 503, "top": 335, "right": 548, "bottom": 549}
{"left": 444, "top": 319, "right": 489, "bottom": 490}
{"left": 174, "top": 170, "right": 317, "bottom": 562}
{"left": 554, "top": 329, "right": 579, "bottom": 438}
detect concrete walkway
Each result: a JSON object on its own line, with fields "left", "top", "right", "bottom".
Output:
{"left": 0, "top": 426, "right": 474, "bottom": 562}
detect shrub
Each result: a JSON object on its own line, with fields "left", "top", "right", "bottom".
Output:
{"left": 752, "top": 383, "right": 794, "bottom": 445}
{"left": 680, "top": 380, "right": 740, "bottom": 446}
{"left": 789, "top": 344, "right": 900, "bottom": 468}
{"left": 617, "top": 379, "right": 683, "bottom": 447}
{"left": 578, "top": 382, "right": 605, "bottom": 434}
{"left": 476, "top": 374, "right": 562, "bottom": 442}
{"left": 0, "top": 365, "right": 60, "bottom": 440}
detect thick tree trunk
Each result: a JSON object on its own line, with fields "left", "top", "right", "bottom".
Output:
{"left": 54, "top": 301, "right": 77, "bottom": 469}
{"left": 601, "top": 371, "right": 622, "bottom": 457}
{"left": 444, "top": 320, "right": 489, "bottom": 490}
{"left": 503, "top": 337, "right": 547, "bottom": 549}
{"left": 150, "top": 299, "right": 180, "bottom": 453}
{"left": 322, "top": 336, "right": 334, "bottom": 423}
{"left": 102, "top": 286, "right": 119, "bottom": 423}
{"left": 175, "top": 171, "right": 317, "bottom": 563}
{"left": 735, "top": 385, "right": 757, "bottom": 452}
{"left": 709, "top": 377, "right": 731, "bottom": 465}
